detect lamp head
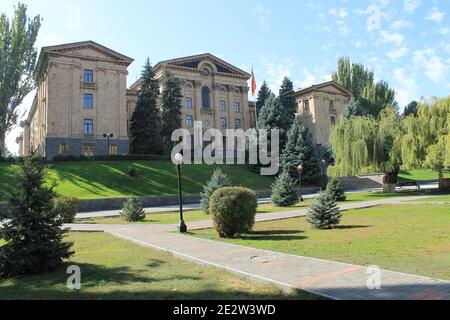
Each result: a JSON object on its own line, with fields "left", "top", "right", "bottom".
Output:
{"left": 322, "top": 159, "right": 326, "bottom": 164}
{"left": 297, "top": 164, "right": 303, "bottom": 172}
{"left": 174, "top": 153, "right": 184, "bottom": 165}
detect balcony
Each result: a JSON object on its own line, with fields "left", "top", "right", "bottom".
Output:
{"left": 81, "top": 82, "right": 96, "bottom": 90}
{"left": 201, "top": 107, "right": 213, "bottom": 115}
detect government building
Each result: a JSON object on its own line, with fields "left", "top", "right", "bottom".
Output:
{"left": 17, "top": 41, "right": 349, "bottom": 159}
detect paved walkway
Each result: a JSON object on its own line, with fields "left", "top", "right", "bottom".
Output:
{"left": 69, "top": 195, "right": 450, "bottom": 300}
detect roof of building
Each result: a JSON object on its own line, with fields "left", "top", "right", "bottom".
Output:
{"left": 295, "top": 80, "right": 352, "bottom": 97}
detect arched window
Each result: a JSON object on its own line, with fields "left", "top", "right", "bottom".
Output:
{"left": 184, "top": 83, "right": 193, "bottom": 89}
{"left": 202, "top": 86, "right": 211, "bottom": 109}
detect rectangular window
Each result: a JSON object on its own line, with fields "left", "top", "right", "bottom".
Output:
{"left": 84, "top": 69, "right": 93, "bottom": 84}
{"left": 59, "top": 144, "right": 69, "bottom": 155}
{"left": 83, "top": 119, "right": 94, "bottom": 135}
{"left": 82, "top": 145, "right": 95, "bottom": 157}
{"left": 84, "top": 93, "right": 93, "bottom": 109}
{"left": 331, "top": 116, "right": 336, "bottom": 125}
{"left": 329, "top": 100, "right": 335, "bottom": 111}
{"left": 109, "top": 144, "right": 118, "bottom": 155}
{"left": 185, "top": 97, "right": 193, "bottom": 109}
{"left": 234, "top": 102, "right": 241, "bottom": 113}
{"left": 220, "top": 101, "right": 226, "bottom": 112}
{"left": 220, "top": 118, "right": 227, "bottom": 129}
{"left": 304, "top": 99, "right": 310, "bottom": 112}
{"left": 235, "top": 119, "right": 241, "bottom": 129}
{"left": 186, "top": 115, "right": 193, "bottom": 128}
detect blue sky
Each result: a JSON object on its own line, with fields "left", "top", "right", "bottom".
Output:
{"left": 2, "top": 0, "right": 449, "bottom": 153}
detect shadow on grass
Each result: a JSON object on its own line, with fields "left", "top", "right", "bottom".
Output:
{"left": 333, "top": 225, "right": 370, "bottom": 230}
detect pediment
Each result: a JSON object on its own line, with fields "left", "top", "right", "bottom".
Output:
{"left": 296, "top": 81, "right": 352, "bottom": 97}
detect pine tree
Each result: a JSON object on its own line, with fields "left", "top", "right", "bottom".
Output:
{"left": 130, "top": 59, "right": 162, "bottom": 155}
{"left": 307, "top": 191, "right": 342, "bottom": 229}
{"left": 160, "top": 69, "right": 183, "bottom": 154}
{"left": 344, "top": 97, "right": 366, "bottom": 118}
{"left": 326, "top": 178, "right": 346, "bottom": 201}
{"left": 403, "top": 101, "right": 418, "bottom": 117}
{"left": 200, "top": 169, "right": 232, "bottom": 213}
{"left": 256, "top": 81, "right": 272, "bottom": 117}
{"left": 280, "top": 116, "right": 320, "bottom": 184}
{"left": 271, "top": 170, "right": 299, "bottom": 207}
{"left": 0, "top": 155, "right": 73, "bottom": 277}
{"left": 279, "top": 77, "right": 297, "bottom": 127}
{"left": 120, "top": 196, "right": 146, "bottom": 222}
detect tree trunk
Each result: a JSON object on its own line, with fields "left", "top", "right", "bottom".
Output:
{"left": 0, "top": 131, "right": 5, "bottom": 157}
{"left": 438, "top": 167, "right": 444, "bottom": 190}
{"left": 383, "top": 171, "right": 398, "bottom": 193}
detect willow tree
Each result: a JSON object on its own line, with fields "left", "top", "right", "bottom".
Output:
{"left": 400, "top": 97, "right": 450, "bottom": 188}
{"left": 329, "top": 107, "right": 402, "bottom": 192}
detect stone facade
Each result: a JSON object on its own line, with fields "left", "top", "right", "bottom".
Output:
{"left": 295, "top": 81, "right": 351, "bottom": 148}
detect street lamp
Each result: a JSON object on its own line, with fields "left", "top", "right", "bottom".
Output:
{"left": 174, "top": 153, "right": 187, "bottom": 234}
{"left": 103, "top": 133, "right": 114, "bottom": 155}
{"left": 321, "top": 159, "right": 327, "bottom": 190}
{"left": 297, "top": 164, "right": 304, "bottom": 202}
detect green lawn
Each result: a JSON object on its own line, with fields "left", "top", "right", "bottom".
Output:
{"left": 414, "top": 194, "right": 450, "bottom": 203}
{"left": 0, "top": 161, "right": 273, "bottom": 202}
{"left": 0, "top": 232, "right": 316, "bottom": 300}
{"left": 191, "top": 204, "right": 450, "bottom": 280}
{"left": 398, "top": 169, "right": 450, "bottom": 181}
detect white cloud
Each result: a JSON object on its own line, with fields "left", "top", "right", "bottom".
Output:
{"left": 299, "top": 69, "right": 316, "bottom": 89}
{"left": 66, "top": 5, "right": 81, "bottom": 31}
{"left": 329, "top": 8, "right": 348, "bottom": 18}
{"left": 393, "top": 68, "right": 418, "bottom": 108}
{"left": 252, "top": 4, "right": 271, "bottom": 30}
{"left": 387, "top": 47, "right": 408, "bottom": 60}
{"left": 426, "top": 7, "right": 444, "bottom": 24}
{"left": 390, "top": 19, "right": 411, "bottom": 30}
{"left": 355, "top": 41, "right": 364, "bottom": 48}
{"left": 38, "top": 34, "right": 64, "bottom": 46}
{"left": 403, "top": 0, "right": 421, "bottom": 13}
{"left": 440, "top": 27, "right": 449, "bottom": 36}
{"left": 413, "top": 49, "right": 448, "bottom": 83}
{"left": 263, "top": 58, "right": 293, "bottom": 92}
{"left": 380, "top": 30, "right": 404, "bottom": 46}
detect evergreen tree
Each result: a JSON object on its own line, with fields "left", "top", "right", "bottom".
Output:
{"left": 0, "top": 155, "right": 73, "bottom": 277}
{"left": 256, "top": 81, "right": 272, "bottom": 117}
{"left": 307, "top": 191, "right": 341, "bottom": 229}
{"left": 344, "top": 97, "right": 366, "bottom": 118}
{"left": 279, "top": 77, "right": 297, "bottom": 127}
{"left": 326, "top": 178, "right": 346, "bottom": 201}
{"left": 160, "top": 69, "right": 183, "bottom": 154}
{"left": 271, "top": 170, "right": 299, "bottom": 207}
{"left": 120, "top": 196, "right": 146, "bottom": 222}
{"left": 130, "top": 59, "right": 162, "bottom": 155}
{"left": 403, "top": 101, "right": 418, "bottom": 117}
{"left": 200, "top": 169, "right": 232, "bottom": 214}
{"left": 280, "top": 116, "right": 320, "bottom": 184}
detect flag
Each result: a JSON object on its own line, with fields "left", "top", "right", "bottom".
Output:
{"left": 250, "top": 66, "right": 257, "bottom": 97}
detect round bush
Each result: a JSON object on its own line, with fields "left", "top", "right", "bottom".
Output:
{"left": 53, "top": 197, "right": 79, "bottom": 223}
{"left": 127, "top": 166, "right": 141, "bottom": 178}
{"left": 209, "top": 187, "right": 257, "bottom": 238}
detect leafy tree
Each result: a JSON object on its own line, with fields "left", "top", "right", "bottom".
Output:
{"left": 271, "top": 170, "right": 299, "bottom": 207}
{"left": 120, "top": 196, "right": 146, "bottom": 222}
{"left": 200, "top": 168, "right": 231, "bottom": 213}
{"left": 0, "top": 3, "right": 41, "bottom": 156}
{"left": 307, "top": 191, "right": 341, "bottom": 229}
{"left": 256, "top": 81, "right": 272, "bottom": 117}
{"left": 279, "top": 77, "right": 297, "bottom": 127}
{"left": 130, "top": 59, "right": 162, "bottom": 154}
{"left": 160, "top": 69, "right": 182, "bottom": 154}
{"left": 326, "top": 178, "right": 346, "bottom": 201}
{"left": 280, "top": 116, "right": 320, "bottom": 184}
{"left": 0, "top": 154, "right": 73, "bottom": 277}
{"left": 403, "top": 101, "right": 418, "bottom": 117}
{"left": 344, "top": 97, "right": 366, "bottom": 117}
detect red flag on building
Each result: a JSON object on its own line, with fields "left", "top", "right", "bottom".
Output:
{"left": 250, "top": 66, "right": 257, "bottom": 97}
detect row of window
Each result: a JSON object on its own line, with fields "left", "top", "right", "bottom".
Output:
{"left": 184, "top": 98, "right": 241, "bottom": 112}
{"left": 185, "top": 116, "right": 241, "bottom": 129}
{"left": 59, "top": 143, "right": 118, "bottom": 156}
{"left": 303, "top": 99, "right": 336, "bottom": 112}
{"left": 183, "top": 83, "right": 241, "bottom": 93}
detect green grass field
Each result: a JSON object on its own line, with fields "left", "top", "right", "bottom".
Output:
{"left": 398, "top": 169, "right": 450, "bottom": 181}
{"left": 0, "top": 232, "right": 316, "bottom": 300}
{"left": 0, "top": 161, "right": 273, "bottom": 202}
{"left": 191, "top": 204, "right": 450, "bottom": 280}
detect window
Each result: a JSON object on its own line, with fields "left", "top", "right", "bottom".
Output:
{"left": 219, "top": 86, "right": 226, "bottom": 92}
{"left": 304, "top": 99, "right": 310, "bottom": 112}
{"left": 59, "top": 144, "right": 69, "bottom": 155}
{"left": 220, "top": 118, "right": 227, "bottom": 129}
{"left": 220, "top": 101, "right": 226, "bottom": 112}
{"left": 202, "top": 86, "right": 211, "bottom": 108}
{"left": 184, "top": 83, "right": 193, "bottom": 89}
{"left": 331, "top": 116, "right": 336, "bottom": 125}
{"left": 84, "top": 93, "right": 93, "bottom": 109}
{"left": 109, "top": 144, "right": 118, "bottom": 155}
{"left": 185, "top": 97, "right": 193, "bottom": 109}
{"left": 82, "top": 145, "right": 95, "bottom": 157}
{"left": 84, "top": 69, "right": 93, "bottom": 84}
{"left": 234, "top": 102, "right": 241, "bottom": 113}
{"left": 329, "top": 100, "right": 335, "bottom": 111}
{"left": 235, "top": 119, "right": 241, "bottom": 129}
{"left": 186, "top": 115, "right": 193, "bottom": 128}
{"left": 83, "top": 119, "right": 94, "bottom": 135}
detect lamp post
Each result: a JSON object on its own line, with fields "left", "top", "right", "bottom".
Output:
{"left": 321, "top": 159, "right": 327, "bottom": 190}
{"left": 297, "top": 164, "right": 304, "bottom": 202}
{"left": 174, "top": 153, "right": 187, "bottom": 234}
{"left": 103, "top": 133, "right": 114, "bottom": 155}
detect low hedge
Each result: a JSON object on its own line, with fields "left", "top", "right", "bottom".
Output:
{"left": 51, "top": 154, "right": 169, "bottom": 162}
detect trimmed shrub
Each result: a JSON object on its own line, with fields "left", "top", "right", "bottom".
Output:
{"left": 200, "top": 168, "right": 232, "bottom": 214}
{"left": 127, "top": 166, "right": 141, "bottom": 178}
{"left": 326, "top": 178, "right": 346, "bottom": 201}
{"left": 271, "top": 170, "right": 299, "bottom": 207}
{"left": 120, "top": 196, "right": 145, "bottom": 222}
{"left": 307, "top": 191, "right": 342, "bottom": 229}
{"left": 53, "top": 197, "right": 79, "bottom": 223}
{"left": 209, "top": 187, "right": 257, "bottom": 238}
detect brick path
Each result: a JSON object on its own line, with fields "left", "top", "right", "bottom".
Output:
{"left": 69, "top": 196, "right": 450, "bottom": 300}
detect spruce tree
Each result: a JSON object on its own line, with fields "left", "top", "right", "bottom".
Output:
{"left": 307, "top": 191, "right": 342, "bottom": 229}
{"left": 256, "top": 81, "right": 272, "bottom": 117}
{"left": 130, "top": 59, "right": 162, "bottom": 155}
{"left": 0, "top": 155, "right": 73, "bottom": 277}
{"left": 403, "top": 101, "right": 418, "bottom": 117}
{"left": 120, "top": 196, "right": 146, "bottom": 222}
{"left": 326, "top": 178, "right": 346, "bottom": 202}
{"left": 280, "top": 116, "right": 320, "bottom": 184}
{"left": 160, "top": 69, "right": 183, "bottom": 154}
{"left": 344, "top": 97, "right": 366, "bottom": 118}
{"left": 200, "top": 169, "right": 232, "bottom": 213}
{"left": 279, "top": 77, "right": 297, "bottom": 127}
{"left": 271, "top": 170, "right": 299, "bottom": 207}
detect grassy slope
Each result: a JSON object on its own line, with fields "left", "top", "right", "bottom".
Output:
{"left": 191, "top": 204, "right": 450, "bottom": 280}
{"left": 0, "top": 161, "right": 273, "bottom": 201}
{"left": 398, "top": 169, "right": 450, "bottom": 181}
{"left": 0, "top": 232, "right": 315, "bottom": 300}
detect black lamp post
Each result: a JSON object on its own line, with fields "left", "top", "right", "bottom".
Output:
{"left": 103, "top": 133, "right": 114, "bottom": 155}
{"left": 297, "top": 164, "right": 304, "bottom": 202}
{"left": 174, "top": 153, "right": 187, "bottom": 233}
{"left": 321, "top": 159, "right": 327, "bottom": 190}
